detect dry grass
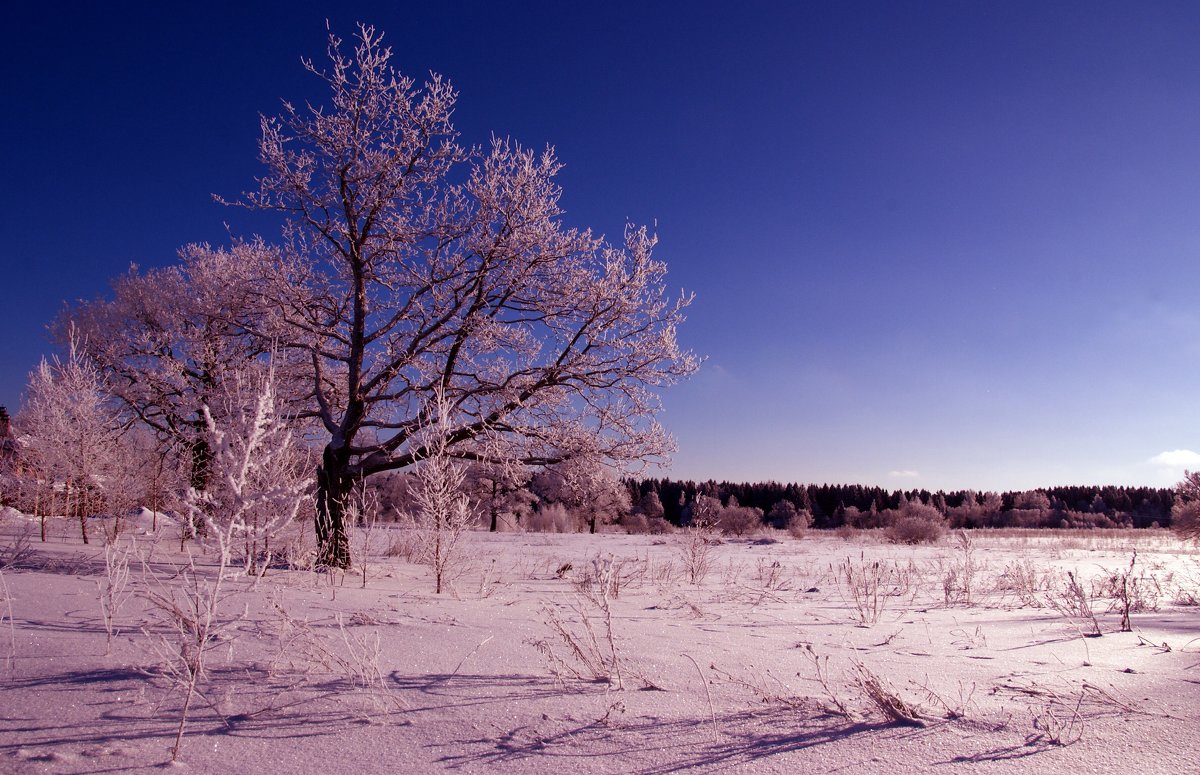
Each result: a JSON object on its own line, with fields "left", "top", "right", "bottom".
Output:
{"left": 679, "top": 525, "right": 717, "bottom": 585}
{"left": 834, "top": 555, "right": 891, "bottom": 626}
{"left": 1044, "top": 571, "right": 1102, "bottom": 637}
{"left": 850, "top": 659, "right": 925, "bottom": 726}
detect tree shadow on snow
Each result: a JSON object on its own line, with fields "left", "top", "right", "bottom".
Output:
{"left": 435, "top": 706, "right": 910, "bottom": 773}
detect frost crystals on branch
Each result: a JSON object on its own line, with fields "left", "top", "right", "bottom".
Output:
{"left": 405, "top": 389, "right": 477, "bottom": 595}
{"left": 185, "top": 370, "right": 311, "bottom": 576}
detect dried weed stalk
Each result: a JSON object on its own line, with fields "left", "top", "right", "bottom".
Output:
{"left": 941, "top": 530, "right": 978, "bottom": 606}
{"left": 680, "top": 523, "right": 717, "bottom": 585}
{"left": 268, "top": 595, "right": 403, "bottom": 714}
{"left": 754, "top": 558, "right": 789, "bottom": 591}
{"left": 532, "top": 601, "right": 624, "bottom": 689}
{"left": 1094, "top": 552, "right": 1160, "bottom": 631}
{"left": 993, "top": 559, "right": 1047, "bottom": 608}
{"left": 709, "top": 662, "right": 807, "bottom": 711}
{"left": 1044, "top": 571, "right": 1102, "bottom": 637}
{"left": 97, "top": 539, "right": 134, "bottom": 653}
{"left": 800, "top": 644, "right": 855, "bottom": 720}
{"left": 530, "top": 569, "right": 635, "bottom": 689}
{"left": 834, "top": 555, "right": 890, "bottom": 626}
{"left": 912, "top": 675, "right": 977, "bottom": 720}
{"left": 0, "top": 523, "right": 34, "bottom": 570}
{"left": 0, "top": 569, "right": 14, "bottom": 680}
{"left": 572, "top": 556, "right": 632, "bottom": 600}
{"left": 1028, "top": 694, "right": 1084, "bottom": 746}
{"left": 849, "top": 659, "right": 925, "bottom": 727}
{"left": 140, "top": 548, "right": 244, "bottom": 762}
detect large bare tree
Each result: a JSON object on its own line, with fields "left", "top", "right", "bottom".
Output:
{"left": 230, "top": 25, "right": 698, "bottom": 567}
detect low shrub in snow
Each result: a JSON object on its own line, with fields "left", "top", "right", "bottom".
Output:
{"left": 885, "top": 503, "right": 947, "bottom": 545}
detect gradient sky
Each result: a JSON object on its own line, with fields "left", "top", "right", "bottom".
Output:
{"left": 3, "top": 1, "right": 1199, "bottom": 492}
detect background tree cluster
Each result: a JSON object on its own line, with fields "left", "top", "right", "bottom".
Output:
{"left": 624, "top": 479, "right": 1177, "bottom": 532}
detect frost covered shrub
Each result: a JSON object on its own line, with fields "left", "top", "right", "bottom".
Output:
{"left": 621, "top": 513, "right": 650, "bottom": 534}
{"left": 399, "top": 388, "right": 481, "bottom": 595}
{"left": 619, "top": 513, "right": 673, "bottom": 535}
{"left": 717, "top": 505, "right": 763, "bottom": 536}
{"left": 646, "top": 516, "right": 674, "bottom": 534}
{"left": 885, "top": 503, "right": 946, "bottom": 545}
{"left": 887, "top": 516, "right": 945, "bottom": 544}
{"left": 190, "top": 373, "right": 311, "bottom": 575}
{"left": 786, "top": 510, "right": 813, "bottom": 538}
{"left": 384, "top": 529, "right": 423, "bottom": 562}
{"left": 528, "top": 503, "right": 577, "bottom": 533}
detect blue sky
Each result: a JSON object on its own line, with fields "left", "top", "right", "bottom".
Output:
{"left": 3, "top": 1, "right": 1199, "bottom": 491}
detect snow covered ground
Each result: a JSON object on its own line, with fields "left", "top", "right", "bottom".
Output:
{"left": 1, "top": 514, "right": 1198, "bottom": 773}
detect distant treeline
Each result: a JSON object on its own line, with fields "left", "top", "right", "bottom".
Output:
{"left": 625, "top": 479, "right": 1177, "bottom": 530}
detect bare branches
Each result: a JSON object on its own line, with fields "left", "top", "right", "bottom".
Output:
{"left": 97, "top": 540, "right": 134, "bottom": 653}
{"left": 188, "top": 370, "right": 312, "bottom": 575}
{"left": 222, "top": 25, "right": 697, "bottom": 566}
{"left": 19, "top": 331, "right": 129, "bottom": 544}
{"left": 403, "top": 387, "right": 477, "bottom": 594}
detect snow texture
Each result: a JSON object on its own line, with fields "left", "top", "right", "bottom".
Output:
{"left": 1, "top": 515, "right": 1198, "bottom": 773}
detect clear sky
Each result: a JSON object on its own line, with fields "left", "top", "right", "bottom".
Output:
{"left": 3, "top": 1, "right": 1199, "bottom": 492}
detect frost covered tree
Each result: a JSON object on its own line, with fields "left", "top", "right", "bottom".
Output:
{"left": 1013, "top": 490, "right": 1052, "bottom": 512}
{"left": 635, "top": 490, "right": 665, "bottom": 522}
{"left": 226, "top": 25, "right": 698, "bottom": 567}
{"left": 683, "top": 494, "right": 722, "bottom": 528}
{"left": 0, "top": 407, "right": 15, "bottom": 467}
{"left": 531, "top": 457, "right": 631, "bottom": 534}
{"left": 766, "top": 499, "right": 799, "bottom": 529}
{"left": 19, "top": 335, "right": 128, "bottom": 543}
{"left": 0, "top": 407, "right": 18, "bottom": 508}
{"left": 405, "top": 389, "right": 476, "bottom": 593}
{"left": 59, "top": 243, "right": 275, "bottom": 493}
{"left": 1171, "top": 470, "right": 1200, "bottom": 540}
{"left": 464, "top": 461, "right": 536, "bottom": 532}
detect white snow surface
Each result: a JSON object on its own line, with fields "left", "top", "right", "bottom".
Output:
{"left": 1, "top": 515, "right": 1198, "bottom": 773}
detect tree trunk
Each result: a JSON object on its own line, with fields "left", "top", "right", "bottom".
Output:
{"left": 65, "top": 481, "right": 88, "bottom": 545}
{"left": 35, "top": 481, "right": 46, "bottom": 542}
{"left": 315, "top": 445, "right": 352, "bottom": 569}
{"left": 489, "top": 479, "right": 499, "bottom": 532}
{"left": 189, "top": 436, "right": 212, "bottom": 492}
{"left": 178, "top": 437, "right": 213, "bottom": 546}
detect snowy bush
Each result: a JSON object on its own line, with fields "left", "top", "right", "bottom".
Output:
{"left": 786, "top": 510, "right": 813, "bottom": 538}
{"left": 527, "top": 503, "right": 578, "bottom": 533}
{"left": 717, "top": 505, "right": 763, "bottom": 536}
{"left": 185, "top": 371, "right": 311, "bottom": 575}
{"left": 885, "top": 503, "right": 947, "bottom": 545}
